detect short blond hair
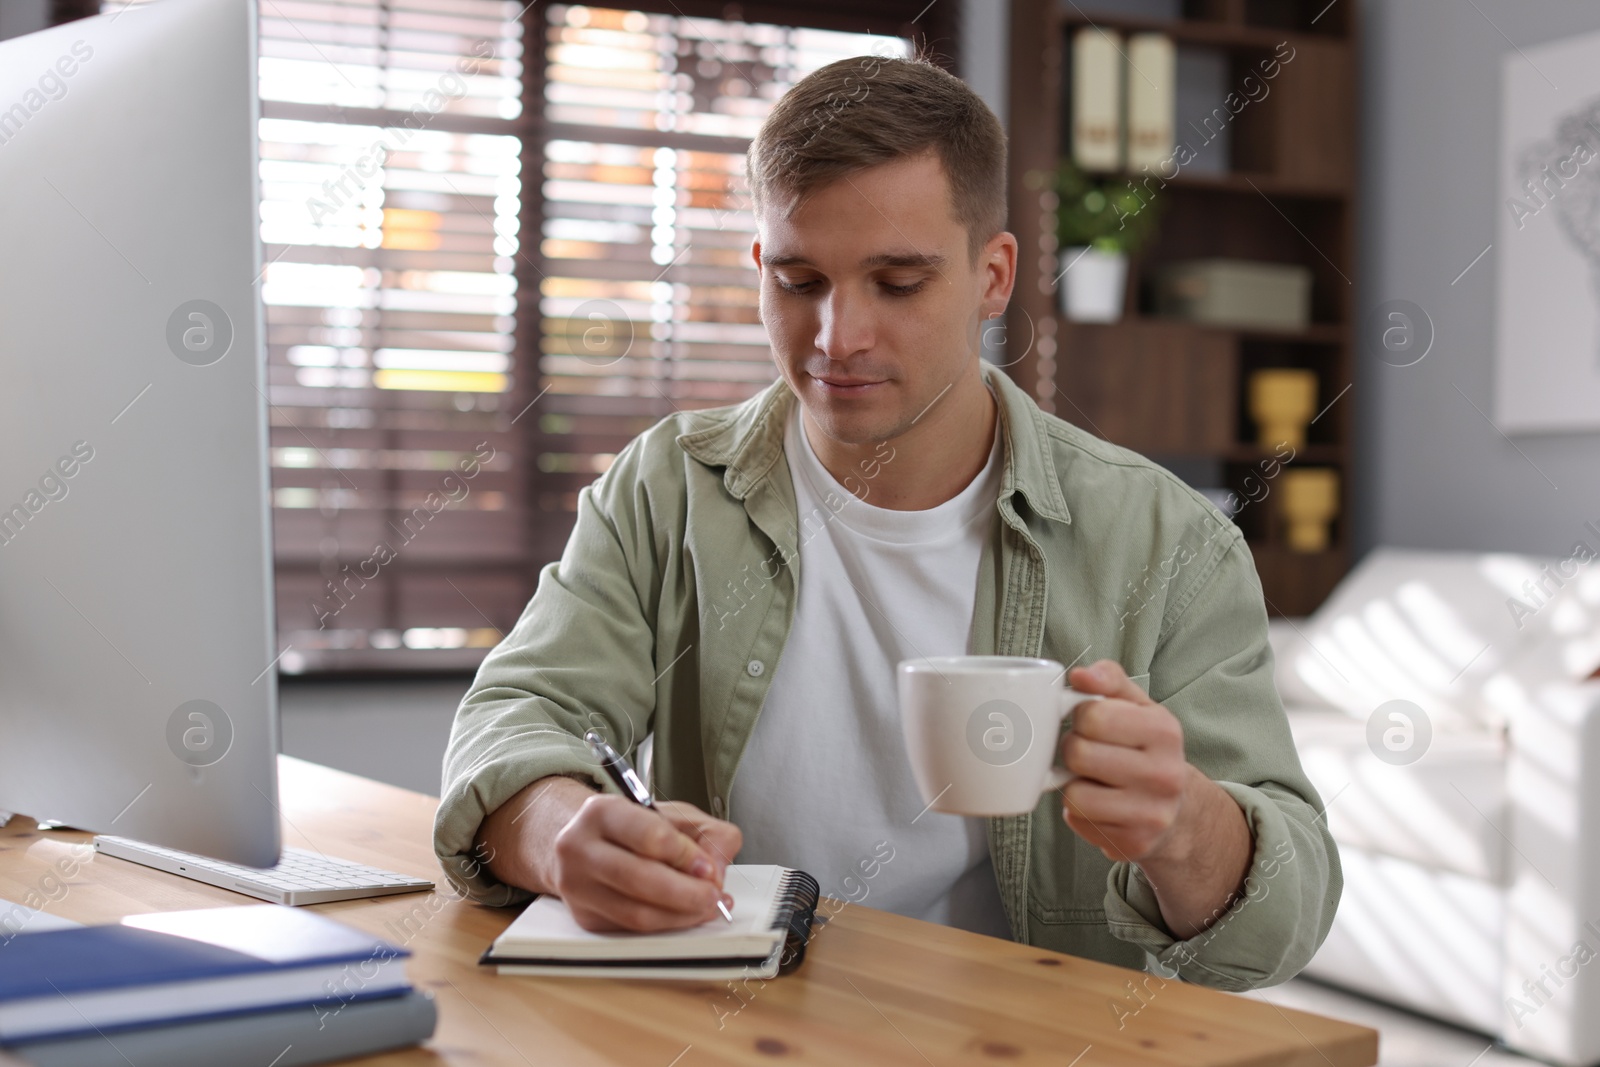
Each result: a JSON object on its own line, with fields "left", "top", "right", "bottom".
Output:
{"left": 747, "top": 55, "right": 1007, "bottom": 261}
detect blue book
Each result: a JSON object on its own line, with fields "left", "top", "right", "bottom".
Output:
{"left": 0, "top": 904, "right": 410, "bottom": 1043}
{"left": 11, "top": 990, "right": 437, "bottom": 1067}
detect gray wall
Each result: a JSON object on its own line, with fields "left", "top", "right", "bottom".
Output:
{"left": 0, "top": 1, "right": 50, "bottom": 41}
{"left": 1357, "top": 0, "right": 1600, "bottom": 557}
{"left": 961, "top": 0, "right": 1008, "bottom": 127}
{"left": 279, "top": 677, "right": 468, "bottom": 796}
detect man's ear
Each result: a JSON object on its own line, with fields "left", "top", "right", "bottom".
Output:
{"left": 978, "top": 230, "right": 1018, "bottom": 320}
{"left": 751, "top": 237, "right": 765, "bottom": 325}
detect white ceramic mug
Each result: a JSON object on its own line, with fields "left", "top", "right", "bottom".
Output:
{"left": 898, "top": 656, "right": 1099, "bottom": 817}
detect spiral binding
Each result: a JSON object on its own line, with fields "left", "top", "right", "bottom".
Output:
{"left": 770, "top": 868, "right": 821, "bottom": 975}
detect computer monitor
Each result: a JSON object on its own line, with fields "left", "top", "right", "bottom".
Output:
{"left": 0, "top": 0, "right": 280, "bottom": 867}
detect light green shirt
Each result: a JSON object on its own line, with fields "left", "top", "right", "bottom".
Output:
{"left": 433, "top": 363, "right": 1340, "bottom": 991}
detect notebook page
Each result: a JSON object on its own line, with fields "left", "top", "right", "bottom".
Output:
{"left": 491, "top": 864, "right": 787, "bottom": 961}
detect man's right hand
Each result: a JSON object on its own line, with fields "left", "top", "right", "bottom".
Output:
{"left": 553, "top": 794, "right": 741, "bottom": 932}
{"left": 475, "top": 775, "right": 742, "bottom": 933}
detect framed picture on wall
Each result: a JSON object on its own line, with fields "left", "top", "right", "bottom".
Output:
{"left": 1496, "top": 28, "right": 1600, "bottom": 434}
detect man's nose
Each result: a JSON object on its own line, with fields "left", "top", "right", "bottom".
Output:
{"left": 814, "top": 287, "right": 874, "bottom": 359}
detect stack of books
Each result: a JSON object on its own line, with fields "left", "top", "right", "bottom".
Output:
{"left": 0, "top": 904, "right": 435, "bottom": 1067}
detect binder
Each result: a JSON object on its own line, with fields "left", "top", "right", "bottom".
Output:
{"left": 1127, "top": 33, "right": 1176, "bottom": 170}
{"left": 1072, "top": 28, "right": 1124, "bottom": 171}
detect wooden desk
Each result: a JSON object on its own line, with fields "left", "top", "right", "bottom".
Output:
{"left": 0, "top": 758, "right": 1377, "bottom": 1066}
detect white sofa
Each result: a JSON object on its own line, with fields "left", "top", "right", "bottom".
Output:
{"left": 1270, "top": 547, "right": 1600, "bottom": 1065}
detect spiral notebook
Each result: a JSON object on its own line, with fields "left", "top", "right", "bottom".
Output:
{"left": 481, "top": 865, "right": 820, "bottom": 980}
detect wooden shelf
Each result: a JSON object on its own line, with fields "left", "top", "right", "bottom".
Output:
{"left": 1056, "top": 9, "right": 1349, "bottom": 50}
{"left": 1234, "top": 321, "right": 1347, "bottom": 344}
{"left": 1223, "top": 444, "right": 1341, "bottom": 463}
{"left": 1089, "top": 168, "right": 1348, "bottom": 200}
{"left": 1058, "top": 314, "right": 1346, "bottom": 344}
{"left": 1007, "top": 0, "right": 1358, "bottom": 615}
{"left": 1247, "top": 544, "right": 1348, "bottom": 617}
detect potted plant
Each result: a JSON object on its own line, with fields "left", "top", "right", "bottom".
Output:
{"left": 1053, "top": 161, "right": 1160, "bottom": 322}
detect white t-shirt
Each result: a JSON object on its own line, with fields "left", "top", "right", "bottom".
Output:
{"left": 727, "top": 405, "right": 1013, "bottom": 938}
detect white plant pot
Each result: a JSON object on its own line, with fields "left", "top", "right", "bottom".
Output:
{"left": 1058, "top": 247, "right": 1128, "bottom": 323}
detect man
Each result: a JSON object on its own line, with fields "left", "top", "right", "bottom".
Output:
{"left": 434, "top": 55, "right": 1339, "bottom": 989}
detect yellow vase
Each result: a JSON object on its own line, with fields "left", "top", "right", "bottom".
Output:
{"left": 1280, "top": 468, "right": 1339, "bottom": 552}
{"left": 1248, "top": 369, "right": 1318, "bottom": 450}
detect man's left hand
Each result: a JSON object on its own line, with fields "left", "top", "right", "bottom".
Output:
{"left": 1061, "top": 659, "right": 1254, "bottom": 939}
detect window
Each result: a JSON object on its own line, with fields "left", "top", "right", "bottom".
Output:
{"left": 529, "top": 5, "right": 912, "bottom": 539}
{"left": 254, "top": 0, "right": 532, "bottom": 672}
{"left": 85, "top": 0, "right": 950, "bottom": 672}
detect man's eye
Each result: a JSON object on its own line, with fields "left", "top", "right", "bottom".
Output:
{"left": 882, "top": 280, "right": 925, "bottom": 296}
{"left": 775, "top": 278, "right": 817, "bottom": 295}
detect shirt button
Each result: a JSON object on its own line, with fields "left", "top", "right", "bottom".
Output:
{"left": 711, "top": 796, "right": 725, "bottom": 816}
{"left": 746, "top": 659, "right": 765, "bottom": 677}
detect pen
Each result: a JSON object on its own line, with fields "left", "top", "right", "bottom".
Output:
{"left": 584, "top": 729, "right": 733, "bottom": 922}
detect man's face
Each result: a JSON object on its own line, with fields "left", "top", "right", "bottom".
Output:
{"left": 752, "top": 150, "right": 1013, "bottom": 447}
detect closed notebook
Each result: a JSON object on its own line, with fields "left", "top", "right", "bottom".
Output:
{"left": 482, "top": 865, "right": 819, "bottom": 980}
{"left": 0, "top": 904, "right": 409, "bottom": 1043}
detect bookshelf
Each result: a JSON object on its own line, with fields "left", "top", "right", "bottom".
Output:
{"left": 1003, "top": 0, "right": 1358, "bottom": 617}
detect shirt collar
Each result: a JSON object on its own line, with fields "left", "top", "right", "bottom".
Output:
{"left": 675, "top": 363, "right": 1072, "bottom": 526}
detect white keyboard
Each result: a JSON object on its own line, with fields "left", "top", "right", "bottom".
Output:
{"left": 94, "top": 835, "right": 435, "bottom": 906}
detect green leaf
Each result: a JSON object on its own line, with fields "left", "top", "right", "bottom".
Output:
{"left": 1051, "top": 159, "right": 1161, "bottom": 255}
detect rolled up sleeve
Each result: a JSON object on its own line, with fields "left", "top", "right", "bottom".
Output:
{"left": 433, "top": 441, "right": 664, "bottom": 905}
{"left": 1104, "top": 781, "right": 1335, "bottom": 990}
{"left": 1102, "top": 520, "right": 1341, "bottom": 990}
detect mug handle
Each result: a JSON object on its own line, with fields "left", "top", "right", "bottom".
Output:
{"left": 1041, "top": 689, "right": 1101, "bottom": 793}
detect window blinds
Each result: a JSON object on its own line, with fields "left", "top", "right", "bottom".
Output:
{"left": 91, "top": 0, "right": 927, "bottom": 671}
